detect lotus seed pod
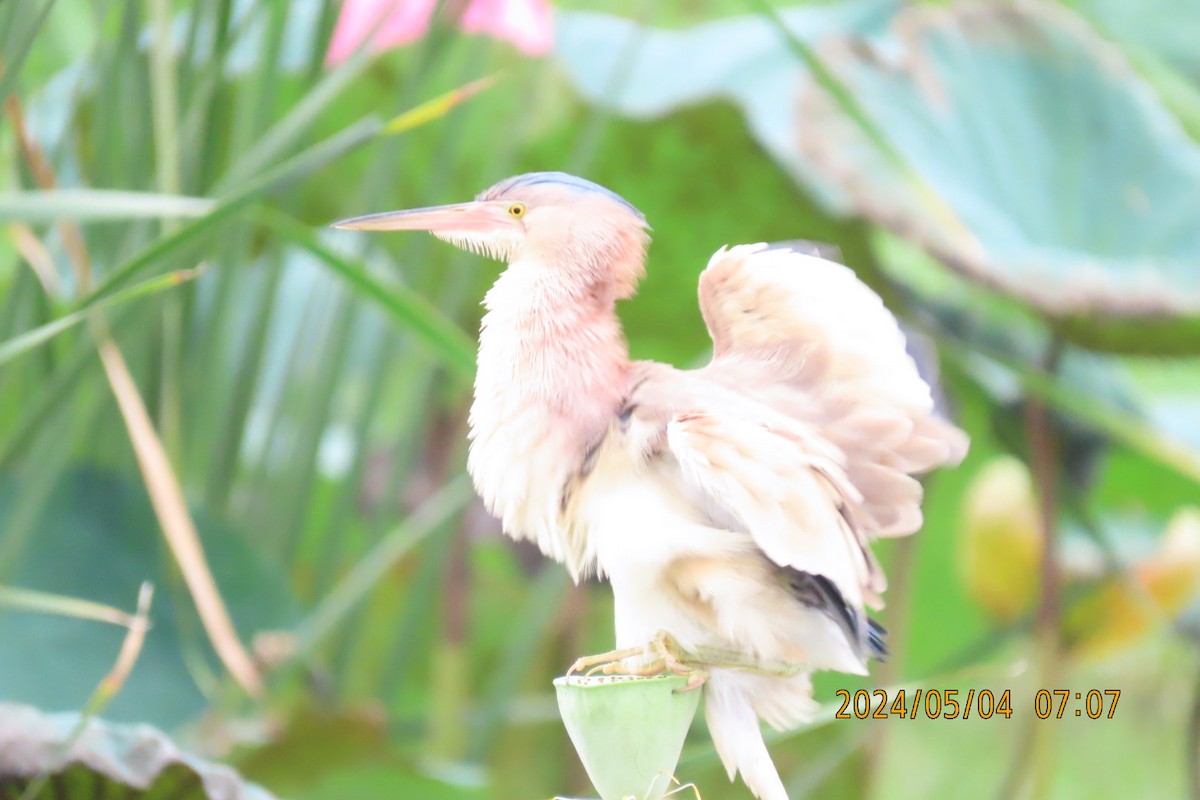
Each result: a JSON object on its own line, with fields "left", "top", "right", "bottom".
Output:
{"left": 554, "top": 674, "right": 700, "bottom": 800}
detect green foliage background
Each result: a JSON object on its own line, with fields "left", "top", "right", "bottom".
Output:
{"left": 2, "top": 0, "right": 1199, "bottom": 798}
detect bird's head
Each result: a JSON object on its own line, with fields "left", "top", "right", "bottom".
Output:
{"left": 333, "top": 172, "right": 650, "bottom": 298}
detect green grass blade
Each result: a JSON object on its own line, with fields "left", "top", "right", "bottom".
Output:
{"left": 0, "top": 190, "right": 216, "bottom": 222}
{"left": 306, "top": 333, "right": 401, "bottom": 593}
{"left": 374, "top": 504, "right": 456, "bottom": 699}
{"left": 0, "top": 0, "right": 60, "bottom": 106}
{"left": 0, "top": 584, "right": 140, "bottom": 627}
{"left": 289, "top": 476, "right": 474, "bottom": 661}
{"left": 303, "top": 0, "right": 341, "bottom": 83}
{"left": 147, "top": 0, "right": 182, "bottom": 204}
{"left": 466, "top": 568, "right": 570, "bottom": 760}
{"left": 0, "top": 311, "right": 123, "bottom": 476}
{"left": 273, "top": 290, "right": 356, "bottom": 558}
{"left": 217, "top": 54, "right": 372, "bottom": 192}
{"left": 257, "top": 208, "right": 477, "bottom": 381}
{"left": 0, "top": 269, "right": 202, "bottom": 367}
{"left": 226, "top": 0, "right": 287, "bottom": 155}
{"left": 382, "top": 73, "right": 500, "bottom": 135}
{"left": 202, "top": 257, "right": 283, "bottom": 511}
{"left": 81, "top": 115, "right": 383, "bottom": 307}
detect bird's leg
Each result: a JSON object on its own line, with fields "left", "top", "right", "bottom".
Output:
{"left": 651, "top": 632, "right": 807, "bottom": 686}
{"left": 685, "top": 644, "right": 807, "bottom": 678}
{"left": 566, "top": 633, "right": 801, "bottom": 688}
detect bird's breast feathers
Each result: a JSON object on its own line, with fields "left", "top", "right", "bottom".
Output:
{"left": 466, "top": 396, "right": 599, "bottom": 574}
{"left": 466, "top": 375, "right": 724, "bottom": 585}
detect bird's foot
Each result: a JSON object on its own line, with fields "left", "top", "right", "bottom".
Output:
{"left": 564, "top": 632, "right": 709, "bottom": 691}
{"left": 568, "top": 631, "right": 803, "bottom": 689}
{"left": 650, "top": 630, "right": 709, "bottom": 692}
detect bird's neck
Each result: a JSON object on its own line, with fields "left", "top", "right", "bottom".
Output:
{"left": 474, "top": 259, "right": 631, "bottom": 417}
{"left": 467, "top": 257, "right": 634, "bottom": 570}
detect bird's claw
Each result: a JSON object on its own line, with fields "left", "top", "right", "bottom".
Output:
{"left": 565, "top": 646, "right": 644, "bottom": 678}
{"left": 652, "top": 631, "right": 709, "bottom": 692}
{"left": 564, "top": 632, "right": 710, "bottom": 690}
{"left": 566, "top": 631, "right": 805, "bottom": 692}
{"left": 675, "top": 667, "right": 709, "bottom": 693}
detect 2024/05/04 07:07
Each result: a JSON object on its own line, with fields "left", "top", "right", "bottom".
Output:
{"left": 834, "top": 689, "right": 1121, "bottom": 720}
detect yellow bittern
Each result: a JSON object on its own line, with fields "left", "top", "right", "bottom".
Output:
{"left": 335, "top": 172, "right": 967, "bottom": 800}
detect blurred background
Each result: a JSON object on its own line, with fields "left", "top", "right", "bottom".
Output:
{"left": 2, "top": 0, "right": 1200, "bottom": 798}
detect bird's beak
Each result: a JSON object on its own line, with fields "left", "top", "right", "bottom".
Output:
{"left": 331, "top": 200, "right": 516, "bottom": 233}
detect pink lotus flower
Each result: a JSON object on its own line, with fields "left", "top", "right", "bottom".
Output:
{"left": 327, "top": 0, "right": 553, "bottom": 65}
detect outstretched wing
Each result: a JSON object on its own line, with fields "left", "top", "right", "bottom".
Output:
{"left": 698, "top": 243, "right": 967, "bottom": 533}
{"left": 647, "top": 243, "right": 966, "bottom": 611}
{"left": 664, "top": 405, "right": 882, "bottom": 613}
{"left": 699, "top": 242, "right": 939, "bottom": 412}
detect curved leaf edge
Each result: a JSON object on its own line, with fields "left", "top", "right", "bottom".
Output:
{"left": 0, "top": 703, "right": 280, "bottom": 800}
{"left": 794, "top": 0, "right": 1200, "bottom": 352}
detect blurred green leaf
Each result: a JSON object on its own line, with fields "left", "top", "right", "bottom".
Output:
{"left": 795, "top": 2, "right": 1200, "bottom": 353}
{"left": 466, "top": 567, "right": 569, "bottom": 761}
{"left": 0, "top": 703, "right": 280, "bottom": 800}
{"left": 553, "top": 0, "right": 901, "bottom": 211}
{"left": 234, "top": 706, "right": 390, "bottom": 795}
{"left": 295, "top": 763, "right": 485, "bottom": 800}
{"left": 0, "top": 468, "right": 298, "bottom": 727}
{"left": 1128, "top": 51, "right": 1200, "bottom": 141}
{"left": 1072, "top": 0, "right": 1200, "bottom": 79}
{"left": 935, "top": 333, "right": 1200, "bottom": 485}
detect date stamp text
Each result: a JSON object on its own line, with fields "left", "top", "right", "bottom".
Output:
{"left": 834, "top": 689, "right": 1121, "bottom": 720}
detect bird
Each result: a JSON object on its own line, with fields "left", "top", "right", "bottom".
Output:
{"left": 334, "top": 172, "right": 968, "bottom": 800}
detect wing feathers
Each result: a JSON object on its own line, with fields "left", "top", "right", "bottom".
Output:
{"left": 644, "top": 242, "right": 967, "bottom": 617}
{"left": 696, "top": 243, "right": 967, "bottom": 547}
{"left": 699, "top": 244, "right": 936, "bottom": 410}
{"left": 666, "top": 410, "right": 879, "bottom": 610}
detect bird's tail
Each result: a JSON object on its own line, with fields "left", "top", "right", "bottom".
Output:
{"left": 704, "top": 671, "right": 812, "bottom": 800}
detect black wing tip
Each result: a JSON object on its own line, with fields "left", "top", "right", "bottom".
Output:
{"left": 867, "top": 618, "right": 889, "bottom": 661}
{"left": 786, "top": 568, "right": 890, "bottom": 662}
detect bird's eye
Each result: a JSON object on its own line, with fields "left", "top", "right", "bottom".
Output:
{"left": 508, "top": 202, "right": 526, "bottom": 218}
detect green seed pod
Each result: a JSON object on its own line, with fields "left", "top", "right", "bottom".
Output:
{"left": 554, "top": 674, "right": 701, "bottom": 800}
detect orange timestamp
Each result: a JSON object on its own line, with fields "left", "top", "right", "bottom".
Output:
{"left": 834, "top": 688, "right": 1121, "bottom": 720}
{"left": 835, "top": 688, "right": 1016, "bottom": 720}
